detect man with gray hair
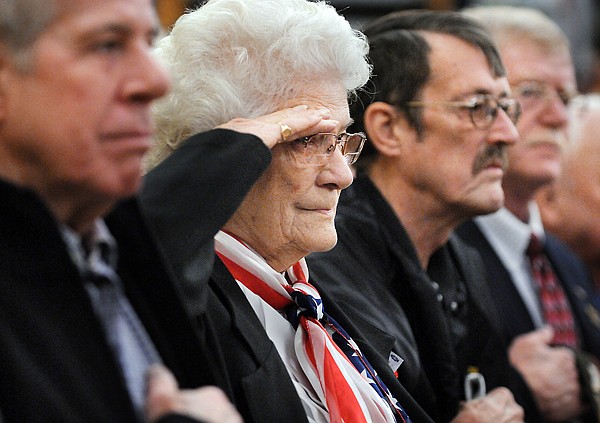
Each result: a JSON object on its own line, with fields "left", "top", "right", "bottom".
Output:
{"left": 457, "top": 6, "right": 600, "bottom": 422}
{"left": 0, "top": 0, "right": 333, "bottom": 421}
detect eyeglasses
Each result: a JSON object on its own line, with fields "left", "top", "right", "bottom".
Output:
{"left": 406, "top": 94, "right": 521, "bottom": 129}
{"left": 290, "top": 132, "right": 366, "bottom": 166}
{"left": 512, "top": 80, "right": 579, "bottom": 109}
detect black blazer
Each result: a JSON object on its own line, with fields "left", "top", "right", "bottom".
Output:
{"left": 0, "top": 190, "right": 211, "bottom": 423}
{"left": 141, "top": 130, "right": 309, "bottom": 423}
{"left": 308, "top": 174, "right": 541, "bottom": 422}
{"left": 0, "top": 128, "right": 266, "bottom": 423}
{"left": 457, "top": 219, "right": 600, "bottom": 359}
{"left": 317, "top": 277, "right": 438, "bottom": 423}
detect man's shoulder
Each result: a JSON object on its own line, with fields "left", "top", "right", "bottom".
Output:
{"left": 105, "top": 198, "right": 148, "bottom": 244}
{"left": 455, "top": 219, "right": 486, "bottom": 244}
{"left": 335, "top": 177, "right": 380, "bottom": 224}
{"left": 335, "top": 175, "right": 412, "bottom": 258}
{"left": 545, "top": 233, "right": 595, "bottom": 293}
{"left": 545, "top": 233, "right": 588, "bottom": 268}
{"left": 455, "top": 219, "right": 498, "bottom": 260}
{"left": 447, "top": 232, "right": 483, "bottom": 262}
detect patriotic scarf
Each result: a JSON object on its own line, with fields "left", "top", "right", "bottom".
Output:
{"left": 215, "top": 231, "right": 411, "bottom": 423}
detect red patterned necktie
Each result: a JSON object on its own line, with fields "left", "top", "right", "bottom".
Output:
{"left": 526, "top": 234, "right": 578, "bottom": 348}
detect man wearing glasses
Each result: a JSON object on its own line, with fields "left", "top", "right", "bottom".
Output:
{"left": 308, "top": 9, "right": 533, "bottom": 423}
{"left": 457, "top": 6, "right": 600, "bottom": 422}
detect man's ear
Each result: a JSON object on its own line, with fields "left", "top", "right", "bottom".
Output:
{"left": 364, "top": 101, "right": 414, "bottom": 157}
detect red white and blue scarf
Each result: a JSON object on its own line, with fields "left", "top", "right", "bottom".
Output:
{"left": 215, "top": 231, "right": 410, "bottom": 423}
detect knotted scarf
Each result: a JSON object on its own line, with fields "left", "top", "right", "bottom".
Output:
{"left": 215, "top": 230, "right": 410, "bottom": 423}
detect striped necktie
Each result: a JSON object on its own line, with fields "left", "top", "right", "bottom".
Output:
{"left": 84, "top": 247, "right": 162, "bottom": 418}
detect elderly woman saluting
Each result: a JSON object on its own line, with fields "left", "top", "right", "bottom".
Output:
{"left": 141, "top": 0, "right": 435, "bottom": 422}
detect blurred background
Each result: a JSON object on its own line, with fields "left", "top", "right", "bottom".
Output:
{"left": 155, "top": 0, "right": 600, "bottom": 93}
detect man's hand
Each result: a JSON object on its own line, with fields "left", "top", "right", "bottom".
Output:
{"left": 450, "top": 387, "right": 524, "bottom": 422}
{"left": 145, "top": 365, "right": 243, "bottom": 423}
{"left": 509, "top": 326, "right": 584, "bottom": 421}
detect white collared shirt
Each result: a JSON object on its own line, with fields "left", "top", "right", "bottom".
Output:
{"left": 474, "top": 202, "right": 546, "bottom": 327}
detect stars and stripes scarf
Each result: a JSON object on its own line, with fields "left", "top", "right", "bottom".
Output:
{"left": 215, "top": 230, "right": 410, "bottom": 423}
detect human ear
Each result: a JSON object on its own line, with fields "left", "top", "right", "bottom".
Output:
{"left": 363, "top": 101, "right": 414, "bottom": 157}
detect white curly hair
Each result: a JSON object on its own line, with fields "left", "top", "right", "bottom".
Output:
{"left": 147, "top": 0, "right": 371, "bottom": 169}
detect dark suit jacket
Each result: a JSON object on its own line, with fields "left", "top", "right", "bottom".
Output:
{"left": 0, "top": 129, "right": 264, "bottom": 423}
{"left": 316, "top": 275, "right": 438, "bottom": 423}
{"left": 141, "top": 130, "right": 309, "bottom": 423}
{"left": 457, "top": 219, "right": 600, "bottom": 360}
{"left": 308, "top": 174, "right": 541, "bottom": 422}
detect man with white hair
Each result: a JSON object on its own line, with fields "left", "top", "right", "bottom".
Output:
{"left": 457, "top": 7, "right": 600, "bottom": 422}
{"left": 536, "top": 94, "right": 600, "bottom": 310}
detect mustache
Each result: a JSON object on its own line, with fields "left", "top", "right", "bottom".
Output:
{"left": 472, "top": 143, "right": 508, "bottom": 175}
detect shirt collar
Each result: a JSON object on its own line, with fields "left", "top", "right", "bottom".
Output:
{"left": 60, "top": 219, "right": 118, "bottom": 274}
{"left": 528, "top": 202, "right": 545, "bottom": 240}
{"left": 474, "top": 201, "right": 546, "bottom": 258}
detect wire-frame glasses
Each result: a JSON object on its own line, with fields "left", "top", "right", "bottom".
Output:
{"left": 406, "top": 94, "right": 521, "bottom": 128}
{"left": 290, "top": 132, "right": 367, "bottom": 166}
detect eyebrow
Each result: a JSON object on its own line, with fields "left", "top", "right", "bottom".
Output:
{"left": 80, "top": 22, "right": 160, "bottom": 43}
{"left": 468, "top": 89, "right": 510, "bottom": 99}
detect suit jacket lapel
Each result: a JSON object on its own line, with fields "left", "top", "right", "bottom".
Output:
{"left": 106, "top": 200, "right": 218, "bottom": 391}
{"left": 457, "top": 220, "right": 538, "bottom": 339}
{"left": 447, "top": 235, "right": 504, "bottom": 337}
{"left": 209, "top": 256, "right": 309, "bottom": 423}
{"left": 210, "top": 257, "right": 279, "bottom": 362}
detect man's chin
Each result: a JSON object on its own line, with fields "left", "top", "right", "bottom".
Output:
{"left": 478, "top": 198, "right": 504, "bottom": 216}
{"left": 466, "top": 192, "right": 504, "bottom": 218}
{"left": 100, "top": 172, "right": 143, "bottom": 202}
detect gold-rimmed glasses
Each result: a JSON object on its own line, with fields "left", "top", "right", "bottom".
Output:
{"left": 289, "top": 132, "right": 366, "bottom": 166}
{"left": 406, "top": 94, "right": 521, "bottom": 129}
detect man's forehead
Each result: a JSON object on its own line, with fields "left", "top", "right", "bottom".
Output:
{"left": 424, "top": 33, "right": 505, "bottom": 98}
{"left": 424, "top": 32, "right": 488, "bottom": 71}
{"left": 57, "top": 0, "right": 153, "bottom": 8}
{"left": 41, "top": 0, "right": 160, "bottom": 48}
{"left": 53, "top": 0, "right": 158, "bottom": 25}
{"left": 501, "top": 43, "right": 576, "bottom": 84}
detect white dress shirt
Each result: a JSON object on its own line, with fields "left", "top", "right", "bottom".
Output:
{"left": 474, "top": 202, "right": 546, "bottom": 327}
